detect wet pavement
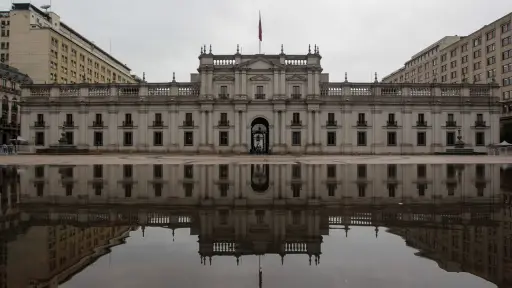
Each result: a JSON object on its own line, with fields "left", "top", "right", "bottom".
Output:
{"left": 2, "top": 162, "right": 511, "bottom": 287}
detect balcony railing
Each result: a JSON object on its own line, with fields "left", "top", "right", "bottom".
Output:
{"left": 474, "top": 120, "right": 486, "bottom": 127}
{"left": 63, "top": 121, "right": 74, "bottom": 127}
{"left": 291, "top": 94, "right": 302, "bottom": 99}
{"left": 254, "top": 94, "right": 266, "bottom": 99}
{"left": 218, "top": 120, "right": 230, "bottom": 127}
{"left": 446, "top": 120, "right": 457, "bottom": 127}
{"left": 153, "top": 121, "right": 164, "bottom": 127}
{"left": 326, "top": 120, "right": 337, "bottom": 127}
{"left": 218, "top": 94, "right": 229, "bottom": 99}
{"left": 183, "top": 120, "right": 194, "bottom": 127}
{"left": 122, "top": 121, "right": 134, "bottom": 127}
{"left": 386, "top": 120, "right": 398, "bottom": 127}
{"left": 34, "top": 121, "right": 46, "bottom": 127}
{"left": 92, "top": 121, "right": 103, "bottom": 127}
{"left": 416, "top": 120, "right": 428, "bottom": 127}
{"left": 290, "top": 120, "right": 302, "bottom": 126}
{"left": 356, "top": 120, "right": 367, "bottom": 127}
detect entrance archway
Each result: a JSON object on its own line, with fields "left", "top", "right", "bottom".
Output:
{"left": 250, "top": 117, "right": 269, "bottom": 154}
{"left": 251, "top": 164, "right": 269, "bottom": 192}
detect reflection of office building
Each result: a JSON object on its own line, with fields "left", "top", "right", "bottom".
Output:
{"left": 19, "top": 164, "right": 501, "bottom": 206}
{"left": 4, "top": 225, "right": 132, "bottom": 288}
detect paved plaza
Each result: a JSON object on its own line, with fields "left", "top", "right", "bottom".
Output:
{"left": 0, "top": 155, "right": 512, "bottom": 165}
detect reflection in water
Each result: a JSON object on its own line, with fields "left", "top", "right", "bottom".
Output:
{"left": 0, "top": 163, "right": 510, "bottom": 287}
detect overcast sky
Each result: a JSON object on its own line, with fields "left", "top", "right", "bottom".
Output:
{"left": 3, "top": 0, "right": 512, "bottom": 82}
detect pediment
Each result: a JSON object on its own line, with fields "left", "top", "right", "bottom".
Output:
{"left": 213, "top": 75, "right": 235, "bottom": 81}
{"left": 249, "top": 75, "right": 271, "bottom": 81}
{"left": 286, "top": 74, "right": 307, "bottom": 81}
{"left": 238, "top": 57, "right": 284, "bottom": 69}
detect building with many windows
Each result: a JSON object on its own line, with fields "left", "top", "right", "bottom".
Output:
{"left": 381, "top": 13, "right": 512, "bottom": 140}
{"left": 0, "top": 3, "right": 136, "bottom": 84}
{"left": 20, "top": 47, "right": 501, "bottom": 154}
{"left": 0, "top": 63, "right": 31, "bottom": 144}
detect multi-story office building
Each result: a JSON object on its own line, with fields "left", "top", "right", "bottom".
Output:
{"left": 0, "top": 63, "right": 31, "bottom": 144}
{"left": 20, "top": 48, "right": 501, "bottom": 154}
{"left": 0, "top": 3, "right": 136, "bottom": 84}
{"left": 382, "top": 13, "right": 512, "bottom": 139}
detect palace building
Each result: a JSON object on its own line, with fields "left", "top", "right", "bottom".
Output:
{"left": 20, "top": 46, "right": 501, "bottom": 154}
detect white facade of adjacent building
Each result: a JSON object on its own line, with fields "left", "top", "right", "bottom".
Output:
{"left": 20, "top": 47, "right": 501, "bottom": 154}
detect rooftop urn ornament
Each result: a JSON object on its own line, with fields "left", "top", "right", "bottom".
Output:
{"left": 314, "top": 44, "right": 317, "bottom": 54}
{"left": 308, "top": 44, "right": 311, "bottom": 54}
{"left": 172, "top": 72, "right": 176, "bottom": 82}
{"left": 317, "top": 46, "right": 320, "bottom": 54}
{"left": 200, "top": 46, "right": 203, "bottom": 54}
{"left": 236, "top": 44, "right": 240, "bottom": 54}
{"left": 345, "top": 72, "right": 348, "bottom": 82}
{"left": 142, "top": 72, "right": 146, "bottom": 82}
{"left": 374, "top": 72, "right": 378, "bottom": 83}
{"left": 280, "top": 44, "right": 284, "bottom": 54}
{"left": 209, "top": 44, "right": 212, "bottom": 54}
{"left": 203, "top": 44, "right": 206, "bottom": 54}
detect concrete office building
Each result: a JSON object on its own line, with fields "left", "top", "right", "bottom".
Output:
{"left": 0, "top": 3, "right": 136, "bottom": 84}
{"left": 20, "top": 47, "right": 501, "bottom": 155}
{"left": 382, "top": 13, "right": 512, "bottom": 139}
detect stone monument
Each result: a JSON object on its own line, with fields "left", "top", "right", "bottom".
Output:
{"left": 36, "top": 131, "right": 89, "bottom": 154}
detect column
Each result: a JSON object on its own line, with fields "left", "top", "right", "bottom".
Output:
{"left": 235, "top": 71, "right": 240, "bottom": 96}
{"left": 308, "top": 111, "right": 313, "bottom": 144}
{"left": 280, "top": 111, "right": 286, "bottom": 144}
{"left": 273, "top": 69, "right": 279, "bottom": 97}
{"left": 200, "top": 70, "right": 207, "bottom": 95}
{"left": 307, "top": 70, "right": 313, "bottom": 95}
{"left": 314, "top": 111, "right": 320, "bottom": 145}
{"left": 138, "top": 111, "right": 147, "bottom": 149}
{"left": 107, "top": 111, "right": 117, "bottom": 147}
{"left": 79, "top": 111, "right": 87, "bottom": 146}
{"left": 234, "top": 110, "right": 240, "bottom": 145}
{"left": 171, "top": 109, "right": 178, "bottom": 145}
{"left": 50, "top": 111, "right": 59, "bottom": 145}
{"left": 343, "top": 111, "right": 350, "bottom": 146}
{"left": 208, "top": 70, "right": 214, "bottom": 96}
{"left": 403, "top": 111, "right": 412, "bottom": 145}
{"left": 241, "top": 111, "right": 247, "bottom": 145}
{"left": 241, "top": 70, "right": 247, "bottom": 95}
{"left": 434, "top": 111, "right": 442, "bottom": 145}
{"left": 314, "top": 71, "right": 320, "bottom": 95}
{"left": 273, "top": 110, "right": 279, "bottom": 145}
{"left": 280, "top": 70, "right": 286, "bottom": 96}
{"left": 201, "top": 111, "right": 206, "bottom": 145}
{"left": 208, "top": 111, "right": 213, "bottom": 145}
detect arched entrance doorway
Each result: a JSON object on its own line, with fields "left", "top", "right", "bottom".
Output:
{"left": 250, "top": 117, "right": 269, "bottom": 154}
{"left": 251, "top": 164, "right": 269, "bottom": 192}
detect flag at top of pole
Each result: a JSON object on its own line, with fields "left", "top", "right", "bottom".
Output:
{"left": 258, "top": 11, "right": 262, "bottom": 54}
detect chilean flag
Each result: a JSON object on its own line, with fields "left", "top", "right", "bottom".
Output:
{"left": 258, "top": 11, "right": 262, "bottom": 42}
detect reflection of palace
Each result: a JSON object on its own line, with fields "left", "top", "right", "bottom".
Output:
{"left": 19, "top": 164, "right": 502, "bottom": 206}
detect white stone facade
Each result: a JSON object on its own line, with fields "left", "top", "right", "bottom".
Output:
{"left": 20, "top": 48, "right": 502, "bottom": 154}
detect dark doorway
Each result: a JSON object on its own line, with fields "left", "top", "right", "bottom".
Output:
{"left": 251, "top": 164, "right": 269, "bottom": 193}
{"left": 250, "top": 117, "right": 269, "bottom": 154}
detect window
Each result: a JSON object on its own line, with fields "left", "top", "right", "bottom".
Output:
{"left": 328, "top": 184, "right": 336, "bottom": 197}
{"left": 219, "top": 131, "right": 228, "bottom": 146}
{"left": 474, "top": 49, "right": 481, "bottom": 58}
{"left": 292, "top": 131, "right": 301, "bottom": 146}
{"left": 487, "top": 56, "right": 496, "bottom": 65}
{"left": 357, "top": 131, "right": 366, "bottom": 146}
{"left": 65, "top": 132, "right": 73, "bottom": 145}
{"left": 446, "top": 132, "right": 455, "bottom": 146}
{"left": 486, "top": 43, "right": 496, "bottom": 53}
{"left": 357, "top": 164, "right": 367, "bottom": 178}
{"left": 461, "top": 43, "right": 468, "bottom": 52}
{"left": 292, "top": 112, "right": 301, "bottom": 124}
{"left": 123, "top": 132, "right": 133, "bottom": 146}
{"left": 450, "top": 60, "right": 457, "bottom": 68}
{"left": 502, "top": 21, "right": 511, "bottom": 33}
{"left": 475, "top": 132, "right": 485, "bottom": 146}
{"left": 125, "top": 113, "right": 132, "bottom": 123}
{"left": 473, "top": 37, "right": 481, "bottom": 47}
{"left": 504, "top": 49, "right": 512, "bottom": 60}
{"left": 220, "top": 85, "right": 228, "bottom": 96}
{"left": 292, "top": 184, "right": 301, "bottom": 197}
{"left": 153, "top": 164, "right": 163, "bottom": 178}
{"left": 461, "top": 55, "right": 468, "bottom": 64}
{"left": 184, "top": 183, "right": 193, "bottom": 197}
{"left": 462, "top": 66, "right": 468, "bottom": 75}
{"left": 154, "top": 183, "right": 162, "bottom": 197}
{"left": 474, "top": 73, "right": 481, "bottom": 82}
{"left": 327, "top": 131, "right": 336, "bottom": 146}
{"left": 441, "top": 64, "right": 447, "bottom": 72}
{"left": 184, "top": 165, "right": 193, "bottom": 178}
{"left": 474, "top": 61, "right": 481, "bottom": 70}
{"left": 153, "top": 131, "right": 163, "bottom": 146}
{"left": 219, "top": 164, "right": 229, "bottom": 179}
{"left": 441, "top": 75, "right": 447, "bottom": 82}
{"left": 358, "top": 184, "right": 366, "bottom": 197}
{"left": 124, "top": 185, "right": 132, "bottom": 197}
{"left": 504, "top": 63, "right": 512, "bottom": 73}
{"left": 220, "top": 112, "right": 228, "bottom": 123}
{"left": 292, "top": 85, "right": 300, "bottom": 97}
{"left": 123, "top": 165, "right": 133, "bottom": 178}
{"left": 451, "top": 71, "right": 457, "bottom": 79}
{"left": 358, "top": 113, "right": 365, "bottom": 122}
{"left": 327, "top": 112, "right": 335, "bottom": 123}
{"left": 418, "top": 184, "right": 426, "bottom": 196}
{"left": 185, "top": 112, "right": 193, "bottom": 123}
{"left": 327, "top": 165, "right": 336, "bottom": 178}
{"left": 219, "top": 184, "right": 229, "bottom": 197}
{"left": 93, "top": 131, "right": 103, "bottom": 146}
{"left": 487, "top": 69, "right": 496, "bottom": 79}
{"left": 417, "top": 132, "right": 426, "bottom": 146}
{"left": 441, "top": 54, "right": 447, "bottom": 62}
{"left": 504, "top": 76, "right": 512, "bottom": 86}
{"left": 35, "top": 132, "right": 45, "bottom": 146}
{"left": 255, "top": 85, "right": 264, "bottom": 99}
{"left": 417, "top": 164, "right": 426, "bottom": 178}
{"left": 486, "top": 30, "right": 495, "bottom": 40}
{"left": 432, "top": 58, "right": 438, "bottom": 66}
{"left": 184, "top": 131, "right": 193, "bottom": 145}
{"left": 388, "top": 184, "right": 396, "bottom": 197}
{"left": 292, "top": 165, "right": 301, "bottom": 178}
{"left": 387, "top": 132, "right": 397, "bottom": 146}
{"left": 450, "top": 49, "right": 457, "bottom": 57}
{"left": 155, "top": 113, "right": 162, "bottom": 123}
{"left": 503, "top": 36, "right": 511, "bottom": 47}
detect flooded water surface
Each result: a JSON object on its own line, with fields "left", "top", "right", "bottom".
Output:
{"left": 1, "top": 163, "right": 511, "bottom": 287}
